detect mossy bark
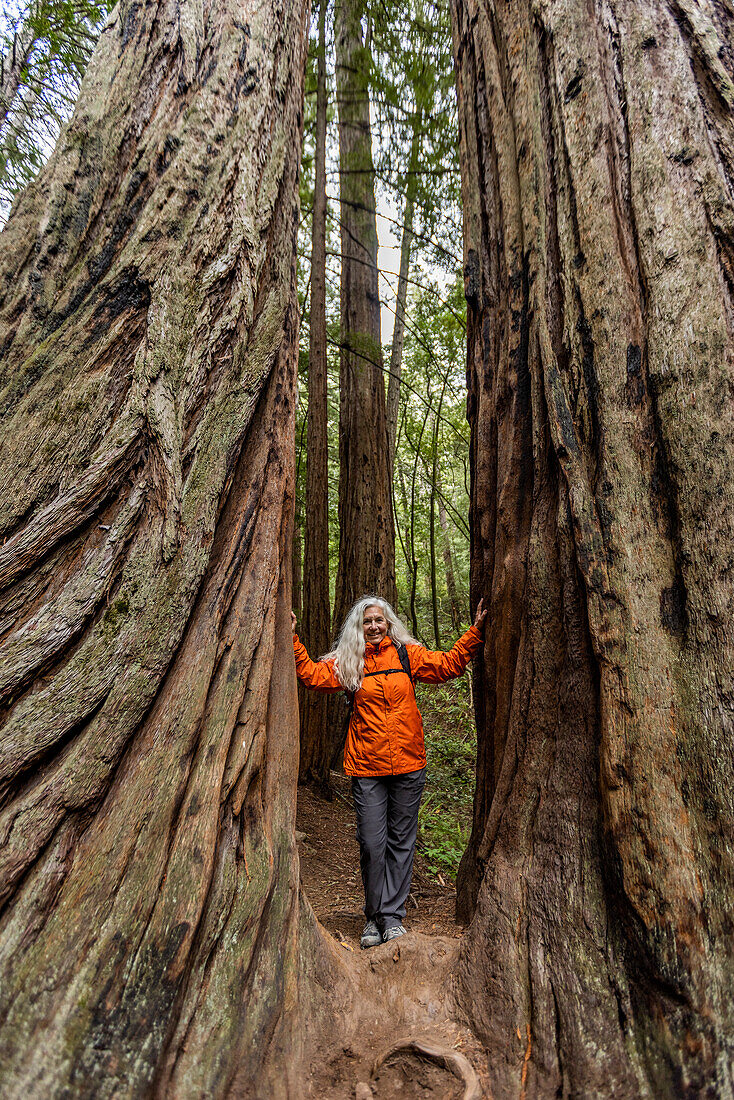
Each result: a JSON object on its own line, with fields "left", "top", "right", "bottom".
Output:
{"left": 0, "top": 0, "right": 320, "bottom": 1094}
{"left": 451, "top": 0, "right": 734, "bottom": 1093}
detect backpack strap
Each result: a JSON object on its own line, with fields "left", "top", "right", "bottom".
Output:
{"left": 343, "top": 640, "right": 415, "bottom": 714}
{"left": 394, "top": 641, "right": 414, "bottom": 688}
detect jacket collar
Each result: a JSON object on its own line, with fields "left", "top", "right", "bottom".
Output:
{"left": 365, "top": 635, "right": 392, "bottom": 656}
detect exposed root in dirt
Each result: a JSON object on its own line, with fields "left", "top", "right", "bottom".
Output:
{"left": 297, "top": 777, "right": 489, "bottom": 1099}
{"left": 370, "top": 1038, "right": 482, "bottom": 1099}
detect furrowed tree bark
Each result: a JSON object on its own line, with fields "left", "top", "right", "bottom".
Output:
{"left": 451, "top": 0, "right": 734, "bottom": 1094}
{"left": 299, "top": 0, "right": 332, "bottom": 790}
{"left": 0, "top": 0, "right": 321, "bottom": 1093}
{"left": 333, "top": 0, "right": 396, "bottom": 623}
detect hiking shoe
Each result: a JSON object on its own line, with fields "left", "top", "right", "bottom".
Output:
{"left": 382, "top": 924, "right": 407, "bottom": 942}
{"left": 360, "top": 920, "right": 382, "bottom": 949}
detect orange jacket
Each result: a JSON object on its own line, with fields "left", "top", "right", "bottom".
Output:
{"left": 293, "top": 626, "right": 483, "bottom": 776}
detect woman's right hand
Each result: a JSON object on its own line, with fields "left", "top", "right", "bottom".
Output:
{"left": 291, "top": 611, "right": 298, "bottom": 636}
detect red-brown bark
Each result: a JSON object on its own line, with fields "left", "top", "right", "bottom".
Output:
{"left": 0, "top": 0, "right": 319, "bottom": 1092}
{"left": 451, "top": 0, "right": 734, "bottom": 1093}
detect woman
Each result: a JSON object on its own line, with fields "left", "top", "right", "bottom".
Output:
{"left": 291, "top": 595, "right": 487, "bottom": 949}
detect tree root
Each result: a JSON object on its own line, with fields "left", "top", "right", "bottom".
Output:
{"left": 370, "top": 1037, "right": 482, "bottom": 1099}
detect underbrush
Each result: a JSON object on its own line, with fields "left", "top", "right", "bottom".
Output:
{"left": 416, "top": 676, "right": 476, "bottom": 879}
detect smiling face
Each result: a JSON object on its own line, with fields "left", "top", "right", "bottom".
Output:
{"left": 363, "top": 605, "right": 388, "bottom": 646}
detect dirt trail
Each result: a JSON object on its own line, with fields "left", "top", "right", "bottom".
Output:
{"left": 296, "top": 776, "right": 488, "bottom": 1098}
{"left": 296, "top": 773, "right": 463, "bottom": 950}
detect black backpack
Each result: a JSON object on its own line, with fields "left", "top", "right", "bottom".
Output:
{"left": 344, "top": 639, "right": 414, "bottom": 724}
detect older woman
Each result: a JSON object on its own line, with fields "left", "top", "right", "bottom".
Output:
{"left": 292, "top": 595, "right": 487, "bottom": 949}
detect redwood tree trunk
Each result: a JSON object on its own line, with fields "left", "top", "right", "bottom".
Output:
{"left": 333, "top": 0, "right": 396, "bottom": 627}
{"left": 299, "top": 0, "right": 332, "bottom": 789}
{"left": 451, "top": 0, "right": 734, "bottom": 1094}
{"left": 0, "top": 0, "right": 315, "bottom": 1093}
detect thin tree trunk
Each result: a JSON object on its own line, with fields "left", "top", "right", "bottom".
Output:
{"left": 438, "top": 491, "right": 462, "bottom": 635}
{"left": 386, "top": 122, "right": 420, "bottom": 483}
{"left": 0, "top": 0, "right": 323, "bottom": 1093}
{"left": 429, "top": 372, "right": 448, "bottom": 649}
{"left": 395, "top": 459, "right": 413, "bottom": 616}
{"left": 332, "top": 0, "right": 396, "bottom": 623}
{"left": 299, "top": 0, "right": 332, "bottom": 790}
{"left": 429, "top": 477, "right": 440, "bottom": 649}
{"left": 292, "top": 500, "right": 303, "bottom": 618}
{"left": 409, "top": 400, "right": 431, "bottom": 640}
{"left": 451, "top": 0, "right": 734, "bottom": 1093}
{"left": 0, "top": 17, "right": 38, "bottom": 127}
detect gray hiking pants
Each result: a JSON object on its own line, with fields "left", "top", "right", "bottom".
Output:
{"left": 351, "top": 768, "right": 426, "bottom": 930}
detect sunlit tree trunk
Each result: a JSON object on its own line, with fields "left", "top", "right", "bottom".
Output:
{"left": 299, "top": 0, "right": 332, "bottom": 790}
{"left": 0, "top": 0, "right": 317, "bottom": 1093}
{"left": 452, "top": 0, "right": 734, "bottom": 1093}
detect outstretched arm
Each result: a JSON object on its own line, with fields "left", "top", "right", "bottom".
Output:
{"left": 408, "top": 598, "right": 487, "bottom": 683}
{"left": 291, "top": 612, "right": 342, "bottom": 692}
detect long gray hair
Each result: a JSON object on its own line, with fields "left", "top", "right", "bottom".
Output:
{"left": 321, "top": 595, "right": 416, "bottom": 692}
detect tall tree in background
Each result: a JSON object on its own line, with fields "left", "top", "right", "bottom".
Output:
{"left": 0, "top": 0, "right": 321, "bottom": 1091}
{"left": 299, "top": 0, "right": 332, "bottom": 788}
{"left": 452, "top": 0, "right": 734, "bottom": 1093}
{"left": 332, "top": 0, "right": 396, "bottom": 632}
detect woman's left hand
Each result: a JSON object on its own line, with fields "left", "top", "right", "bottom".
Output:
{"left": 473, "top": 597, "right": 488, "bottom": 632}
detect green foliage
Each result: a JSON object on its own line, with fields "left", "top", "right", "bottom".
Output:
{"left": 393, "top": 274, "right": 470, "bottom": 644}
{"left": 415, "top": 680, "right": 476, "bottom": 876}
{"left": 0, "top": 0, "right": 112, "bottom": 215}
{"left": 370, "top": 0, "right": 460, "bottom": 271}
